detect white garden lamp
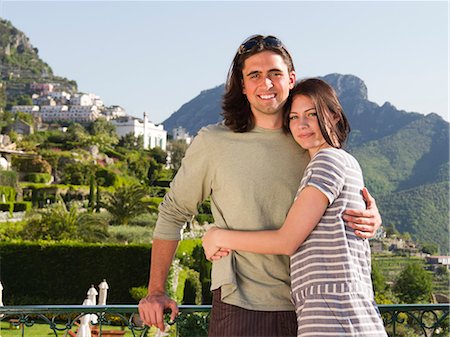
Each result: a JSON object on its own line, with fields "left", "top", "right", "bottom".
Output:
{"left": 86, "top": 285, "right": 98, "bottom": 324}
{"left": 76, "top": 299, "right": 92, "bottom": 337}
{"left": 98, "top": 279, "right": 109, "bottom": 306}
{"left": 87, "top": 285, "right": 98, "bottom": 305}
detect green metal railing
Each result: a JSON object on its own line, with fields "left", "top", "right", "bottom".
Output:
{"left": 0, "top": 304, "right": 448, "bottom": 336}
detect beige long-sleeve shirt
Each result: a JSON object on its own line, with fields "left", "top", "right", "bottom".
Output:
{"left": 154, "top": 123, "right": 309, "bottom": 311}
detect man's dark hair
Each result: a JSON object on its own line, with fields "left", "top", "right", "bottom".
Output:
{"left": 284, "top": 78, "right": 350, "bottom": 148}
{"left": 222, "top": 35, "right": 295, "bottom": 133}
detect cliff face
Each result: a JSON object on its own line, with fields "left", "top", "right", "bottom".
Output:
{"left": 0, "top": 18, "right": 77, "bottom": 108}
{"left": 0, "top": 18, "right": 53, "bottom": 77}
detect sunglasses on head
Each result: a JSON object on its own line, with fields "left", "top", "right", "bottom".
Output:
{"left": 238, "top": 35, "right": 284, "bottom": 55}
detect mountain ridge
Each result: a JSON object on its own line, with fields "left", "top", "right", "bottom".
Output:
{"left": 162, "top": 74, "right": 449, "bottom": 253}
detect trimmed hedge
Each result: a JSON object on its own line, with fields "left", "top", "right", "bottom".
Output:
{"left": 0, "top": 242, "right": 151, "bottom": 305}
{"left": 13, "top": 201, "right": 32, "bottom": 212}
{"left": 23, "top": 173, "right": 52, "bottom": 183}
{"left": 0, "top": 202, "right": 13, "bottom": 213}
{"left": 153, "top": 180, "right": 171, "bottom": 188}
{"left": 0, "top": 186, "right": 16, "bottom": 202}
{"left": 12, "top": 156, "right": 52, "bottom": 174}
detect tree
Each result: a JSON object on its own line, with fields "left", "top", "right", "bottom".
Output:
{"left": 147, "top": 158, "right": 162, "bottom": 185}
{"left": 66, "top": 123, "right": 90, "bottom": 147}
{"left": 421, "top": 242, "right": 439, "bottom": 255}
{"left": 0, "top": 82, "right": 6, "bottom": 111}
{"left": 125, "top": 151, "right": 151, "bottom": 183}
{"left": 15, "top": 94, "right": 33, "bottom": 106}
{"left": 119, "top": 133, "right": 144, "bottom": 150}
{"left": 88, "top": 174, "right": 95, "bottom": 212}
{"left": 61, "top": 162, "right": 95, "bottom": 185}
{"left": 168, "top": 140, "right": 189, "bottom": 172}
{"left": 101, "top": 184, "right": 151, "bottom": 226}
{"left": 89, "top": 117, "right": 117, "bottom": 137}
{"left": 371, "top": 262, "right": 387, "bottom": 295}
{"left": 149, "top": 146, "right": 168, "bottom": 164}
{"left": 393, "top": 263, "right": 433, "bottom": 303}
{"left": 78, "top": 118, "right": 119, "bottom": 149}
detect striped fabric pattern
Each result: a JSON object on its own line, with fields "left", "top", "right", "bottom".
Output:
{"left": 290, "top": 148, "right": 387, "bottom": 337}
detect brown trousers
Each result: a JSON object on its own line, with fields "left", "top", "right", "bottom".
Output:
{"left": 208, "top": 289, "right": 297, "bottom": 337}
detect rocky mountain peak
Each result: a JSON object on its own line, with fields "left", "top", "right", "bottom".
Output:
{"left": 321, "top": 73, "right": 368, "bottom": 101}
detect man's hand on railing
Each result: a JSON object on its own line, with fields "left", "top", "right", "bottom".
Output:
{"left": 138, "top": 293, "right": 179, "bottom": 331}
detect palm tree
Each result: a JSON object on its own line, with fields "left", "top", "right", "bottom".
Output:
{"left": 101, "top": 184, "right": 151, "bottom": 226}
{"left": 21, "top": 198, "right": 109, "bottom": 242}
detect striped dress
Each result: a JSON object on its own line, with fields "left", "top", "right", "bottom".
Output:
{"left": 290, "top": 148, "right": 387, "bottom": 337}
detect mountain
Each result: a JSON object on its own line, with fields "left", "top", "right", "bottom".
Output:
{"left": 163, "top": 84, "right": 225, "bottom": 135}
{"left": 0, "top": 18, "right": 77, "bottom": 109}
{"left": 163, "top": 74, "right": 449, "bottom": 253}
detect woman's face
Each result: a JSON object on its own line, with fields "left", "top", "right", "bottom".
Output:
{"left": 288, "top": 94, "right": 328, "bottom": 155}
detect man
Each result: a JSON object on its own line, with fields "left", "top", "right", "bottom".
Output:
{"left": 138, "top": 35, "right": 381, "bottom": 337}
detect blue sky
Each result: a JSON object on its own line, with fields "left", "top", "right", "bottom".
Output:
{"left": 1, "top": 1, "right": 448, "bottom": 124}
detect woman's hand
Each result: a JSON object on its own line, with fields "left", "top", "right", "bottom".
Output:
{"left": 202, "top": 227, "right": 231, "bottom": 261}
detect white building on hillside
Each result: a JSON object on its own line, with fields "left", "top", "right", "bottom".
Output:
{"left": 69, "top": 105, "right": 101, "bottom": 122}
{"left": 172, "top": 126, "right": 192, "bottom": 144}
{"left": 112, "top": 112, "right": 167, "bottom": 150}
{"left": 11, "top": 105, "right": 40, "bottom": 114}
{"left": 36, "top": 105, "right": 100, "bottom": 123}
{"left": 104, "top": 105, "right": 127, "bottom": 120}
{"left": 70, "top": 93, "right": 104, "bottom": 108}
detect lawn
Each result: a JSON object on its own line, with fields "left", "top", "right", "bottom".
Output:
{"left": 0, "top": 321, "right": 152, "bottom": 337}
{"left": 0, "top": 320, "right": 173, "bottom": 337}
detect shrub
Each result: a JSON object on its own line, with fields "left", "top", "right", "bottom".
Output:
{"left": 128, "top": 213, "right": 158, "bottom": 227}
{"left": 129, "top": 286, "right": 147, "bottom": 302}
{"left": 23, "top": 172, "right": 52, "bottom": 183}
{"left": 108, "top": 225, "right": 154, "bottom": 244}
{"left": 153, "top": 180, "right": 171, "bottom": 188}
{"left": 0, "top": 170, "right": 18, "bottom": 187}
{"left": 95, "top": 168, "right": 118, "bottom": 187}
{"left": 0, "top": 202, "right": 13, "bottom": 213}
{"left": 195, "top": 214, "right": 214, "bottom": 224}
{"left": 12, "top": 156, "right": 52, "bottom": 174}
{"left": 145, "top": 197, "right": 163, "bottom": 213}
{"left": 0, "top": 186, "right": 16, "bottom": 202}
{"left": 148, "top": 186, "right": 168, "bottom": 197}
{"left": 61, "top": 162, "right": 95, "bottom": 185}
{"left": 13, "top": 201, "right": 32, "bottom": 212}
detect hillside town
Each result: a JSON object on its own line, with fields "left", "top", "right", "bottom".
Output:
{"left": 6, "top": 81, "right": 195, "bottom": 152}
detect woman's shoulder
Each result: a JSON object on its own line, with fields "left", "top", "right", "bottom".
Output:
{"left": 314, "top": 148, "right": 362, "bottom": 173}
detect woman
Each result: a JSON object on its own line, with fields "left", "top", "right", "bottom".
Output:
{"left": 202, "top": 78, "right": 387, "bottom": 336}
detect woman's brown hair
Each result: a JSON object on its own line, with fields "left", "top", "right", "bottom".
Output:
{"left": 284, "top": 78, "right": 350, "bottom": 148}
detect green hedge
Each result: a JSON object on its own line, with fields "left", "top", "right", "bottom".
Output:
{"left": 13, "top": 201, "right": 32, "bottom": 212}
{"left": 0, "top": 242, "right": 151, "bottom": 305}
{"left": 0, "top": 186, "right": 16, "bottom": 202}
{"left": 12, "top": 156, "right": 52, "bottom": 174}
{"left": 0, "top": 202, "right": 13, "bottom": 213}
{"left": 23, "top": 173, "right": 52, "bottom": 183}
{"left": 153, "top": 180, "right": 171, "bottom": 188}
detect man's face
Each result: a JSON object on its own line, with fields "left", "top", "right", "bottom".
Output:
{"left": 241, "top": 50, "right": 296, "bottom": 120}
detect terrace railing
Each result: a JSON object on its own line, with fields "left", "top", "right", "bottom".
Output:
{"left": 0, "top": 303, "right": 448, "bottom": 337}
